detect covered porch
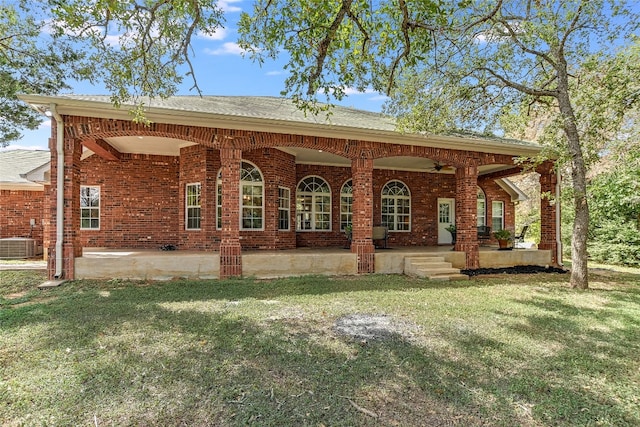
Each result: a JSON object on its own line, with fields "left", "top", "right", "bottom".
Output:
{"left": 75, "top": 246, "right": 553, "bottom": 281}
{"left": 19, "top": 94, "right": 561, "bottom": 281}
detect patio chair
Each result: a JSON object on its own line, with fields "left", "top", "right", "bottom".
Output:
{"left": 514, "top": 225, "right": 529, "bottom": 247}
{"left": 372, "top": 226, "right": 389, "bottom": 249}
{"left": 477, "top": 226, "right": 491, "bottom": 245}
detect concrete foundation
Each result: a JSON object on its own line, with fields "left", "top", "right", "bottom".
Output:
{"left": 74, "top": 246, "right": 553, "bottom": 281}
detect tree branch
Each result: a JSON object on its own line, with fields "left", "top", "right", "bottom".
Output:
{"left": 479, "top": 67, "right": 558, "bottom": 98}
{"left": 307, "top": 0, "right": 353, "bottom": 95}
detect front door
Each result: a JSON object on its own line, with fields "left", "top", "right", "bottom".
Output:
{"left": 437, "top": 198, "right": 455, "bottom": 244}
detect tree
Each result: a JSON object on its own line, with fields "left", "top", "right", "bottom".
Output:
{"left": 0, "top": 3, "right": 85, "bottom": 145}
{"left": 239, "top": 0, "right": 640, "bottom": 289}
{"left": 1, "top": 0, "right": 224, "bottom": 145}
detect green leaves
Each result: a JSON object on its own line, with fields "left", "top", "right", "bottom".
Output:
{"left": 238, "top": 0, "right": 445, "bottom": 108}
{"left": 1, "top": 0, "right": 225, "bottom": 145}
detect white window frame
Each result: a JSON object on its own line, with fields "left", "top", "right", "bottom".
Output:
{"left": 477, "top": 187, "right": 486, "bottom": 227}
{"left": 492, "top": 201, "right": 505, "bottom": 231}
{"left": 80, "top": 185, "right": 100, "bottom": 230}
{"left": 240, "top": 161, "right": 264, "bottom": 231}
{"left": 278, "top": 186, "right": 290, "bottom": 231}
{"left": 381, "top": 180, "right": 411, "bottom": 232}
{"left": 216, "top": 169, "right": 222, "bottom": 230}
{"left": 340, "top": 179, "right": 353, "bottom": 231}
{"left": 185, "top": 183, "right": 201, "bottom": 230}
{"left": 296, "top": 176, "right": 332, "bottom": 231}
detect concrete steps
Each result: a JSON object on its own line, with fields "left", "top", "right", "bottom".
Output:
{"left": 404, "top": 255, "right": 469, "bottom": 281}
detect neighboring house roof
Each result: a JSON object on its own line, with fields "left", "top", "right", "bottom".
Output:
{"left": 0, "top": 149, "right": 51, "bottom": 190}
{"left": 19, "top": 94, "right": 543, "bottom": 156}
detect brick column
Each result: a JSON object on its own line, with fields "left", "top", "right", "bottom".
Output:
{"left": 351, "top": 157, "right": 376, "bottom": 273}
{"left": 219, "top": 148, "right": 242, "bottom": 278}
{"left": 537, "top": 161, "right": 559, "bottom": 265}
{"left": 454, "top": 159, "right": 480, "bottom": 269}
{"left": 47, "top": 124, "right": 82, "bottom": 279}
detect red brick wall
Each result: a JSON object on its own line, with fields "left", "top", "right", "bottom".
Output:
{"left": 294, "top": 166, "right": 461, "bottom": 247}
{"left": 79, "top": 153, "right": 180, "bottom": 248}
{"left": 295, "top": 164, "right": 353, "bottom": 247}
{"left": 374, "top": 169, "right": 456, "bottom": 247}
{"left": 478, "top": 177, "right": 516, "bottom": 240}
{"left": 242, "top": 148, "right": 297, "bottom": 250}
{"left": 175, "top": 147, "right": 298, "bottom": 251}
{"left": 66, "top": 149, "right": 517, "bottom": 251}
{"left": 179, "top": 145, "right": 220, "bottom": 250}
{"left": 0, "top": 189, "right": 46, "bottom": 245}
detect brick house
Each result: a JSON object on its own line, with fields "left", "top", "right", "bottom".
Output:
{"left": 18, "top": 94, "right": 560, "bottom": 280}
{"left": 0, "top": 149, "right": 50, "bottom": 257}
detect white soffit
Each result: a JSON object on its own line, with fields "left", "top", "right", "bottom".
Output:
{"left": 105, "top": 136, "right": 197, "bottom": 156}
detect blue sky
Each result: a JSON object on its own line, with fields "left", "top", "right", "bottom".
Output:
{"left": 6, "top": 0, "right": 388, "bottom": 151}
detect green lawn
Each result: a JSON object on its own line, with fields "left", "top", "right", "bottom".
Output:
{"left": 1, "top": 268, "right": 639, "bottom": 426}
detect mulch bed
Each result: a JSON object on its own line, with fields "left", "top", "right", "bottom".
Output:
{"left": 461, "top": 265, "right": 568, "bottom": 276}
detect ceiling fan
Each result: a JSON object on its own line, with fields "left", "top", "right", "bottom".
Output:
{"left": 429, "top": 161, "right": 453, "bottom": 172}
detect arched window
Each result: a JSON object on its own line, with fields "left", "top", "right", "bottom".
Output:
{"left": 296, "top": 176, "right": 331, "bottom": 231}
{"left": 240, "top": 161, "right": 264, "bottom": 230}
{"left": 340, "top": 179, "right": 353, "bottom": 231}
{"left": 381, "top": 180, "right": 411, "bottom": 231}
{"left": 477, "top": 187, "right": 486, "bottom": 227}
{"left": 215, "top": 162, "right": 264, "bottom": 230}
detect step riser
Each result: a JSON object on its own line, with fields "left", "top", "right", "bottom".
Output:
{"left": 404, "top": 256, "right": 468, "bottom": 281}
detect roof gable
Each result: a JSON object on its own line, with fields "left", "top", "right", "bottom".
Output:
{"left": 0, "top": 149, "right": 51, "bottom": 190}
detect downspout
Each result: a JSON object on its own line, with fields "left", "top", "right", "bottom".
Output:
{"left": 50, "top": 103, "right": 64, "bottom": 279}
{"left": 556, "top": 169, "right": 563, "bottom": 266}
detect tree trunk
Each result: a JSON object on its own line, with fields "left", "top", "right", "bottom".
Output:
{"left": 557, "top": 63, "right": 589, "bottom": 289}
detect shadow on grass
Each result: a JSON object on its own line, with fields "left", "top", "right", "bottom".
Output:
{"left": 2, "top": 273, "right": 639, "bottom": 425}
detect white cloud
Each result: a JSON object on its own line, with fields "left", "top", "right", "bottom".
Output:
{"left": 266, "top": 70, "right": 285, "bottom": 76}
{"left": 204, "top": 42, "right": 246, "bottom": 55}
{"left": 368, "top": 94, "right": 390, "bottom": 101}
{"left": 40, "top": 120, "right": 52, "bottom": 129}
{"left": 343, "top": 87, "right": 377, "bottom": 95}
{"left": 218, "top": 0, "right": 243, "bottom": 13}
{"left": 197, "top": 27, "right": 228, "bottom": 41}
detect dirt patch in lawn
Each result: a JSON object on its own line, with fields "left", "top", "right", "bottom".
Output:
{"left": 334, "top": 314, "right": 421, "bottom": 342}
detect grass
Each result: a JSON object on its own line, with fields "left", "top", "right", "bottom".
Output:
{"left": 1, "top": 267, "right": 639, "bottom": 426}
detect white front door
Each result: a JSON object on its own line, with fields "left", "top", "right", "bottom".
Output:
{"left": 437, "top": 198, "right": 455, "bottom": 244}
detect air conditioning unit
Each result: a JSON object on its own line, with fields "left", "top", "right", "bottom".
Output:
{"left": 0, "top": 238, "right": 37, "bottom": 259}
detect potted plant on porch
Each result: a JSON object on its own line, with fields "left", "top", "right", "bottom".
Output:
{"left": 492, "top": 229, "right": 513, "bottom": 250}
{"left": 445, "top": 224, "right": 456, "bottom": 245}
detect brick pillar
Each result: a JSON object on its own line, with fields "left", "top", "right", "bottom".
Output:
{"left": 47, "top": 123, "right": 82, "bottom": 279}
{"left": 351, "top": 157, "right": 376, "bottom": 273}
{"left": 454, "top": 159, "right": 480, "bottom": 269}
{"left": 219, "top": 148, "right": 242, "bottom": 278}
{"left": 537, "top": 161, "right": 559, "bottom": 265}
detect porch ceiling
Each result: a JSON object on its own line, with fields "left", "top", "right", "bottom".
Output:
{"left": 87, "top": 136, "right": 514, "bottom": 175}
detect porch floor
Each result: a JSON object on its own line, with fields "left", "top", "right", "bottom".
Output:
{"left": 75, "top": 245, "right": 552, "bottom": 280}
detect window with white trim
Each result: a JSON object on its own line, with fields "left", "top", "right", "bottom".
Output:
{"left": 477, "top": 187, "right": 486, "bottom": 227}
{"left": 278, "top": 187, "right": 290, "bottom": 231}
{"left": 186, "top": 183, "right": 201, "bottom": 230}
{"left": 80, "top": 186, "right": 100, "bottom": 230}
{"left": 381, "top": 180, "right": 411, "bottom": 231}
{"left": 340, "top": 179, "right": 353, "bottom": 231}
{"left": 296, "top": 176, "right": 331, "bottom": 231}
{"left": 492, "top": 201, "right": 504, "bottom": 231}
{"left": 216, "top": 169, "right": 222, "bottom": 230}
{"left": 241, "top": 161, "right": 264, "bottom": 230}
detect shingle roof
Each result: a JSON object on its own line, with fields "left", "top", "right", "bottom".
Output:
{"left": 64, "top": 94, "right": 398, "bottom": 131}
{"left": 20, "top": 94, "right": 543, "bottom": 154}
{"left": 0, "top": 149, "right": 50, "bottom": 187}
